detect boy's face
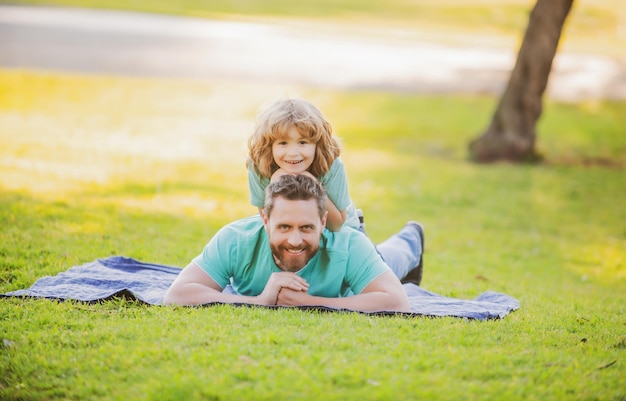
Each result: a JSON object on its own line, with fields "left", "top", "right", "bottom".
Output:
{"left": 271, "top": 125, "right": 316, "bottom": 175}
{"left": 262, "top": 197, "right": 327, "bottom": 272}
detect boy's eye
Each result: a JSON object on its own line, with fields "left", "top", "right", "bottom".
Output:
{"left": 298, "top": 140, "right": 309, "bottom": 145}
{"left": 275, "top": 141, "right": 287, "bottom": 146}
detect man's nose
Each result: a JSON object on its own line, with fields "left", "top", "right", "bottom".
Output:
{"left": 287, "top": 230, "right": 302, "bottom": 246}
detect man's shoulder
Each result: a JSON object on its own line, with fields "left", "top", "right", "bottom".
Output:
{"left": 218, "top": 215, "right": 265, "bottom": 240}
{"left": 322, "top": 227, "right": 369, "bottom": 251}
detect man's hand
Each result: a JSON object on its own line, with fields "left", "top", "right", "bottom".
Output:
{"left": 276, "top": 287, "right": 314, "bottom": 306}
{"left": 257, "top": 272, "right": 309, "bottom": 305}
{"left": 277, "top": 271, "right": 410, "bottom": 312}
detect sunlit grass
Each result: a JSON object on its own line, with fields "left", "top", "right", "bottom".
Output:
{"left": 1, "top": 69, "right": 625, "bottom": 400}
{"left": 1, "top": 69, "right": 625, "bottom": 282}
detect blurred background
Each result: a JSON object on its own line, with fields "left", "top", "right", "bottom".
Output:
{"left": 0, "top": 0, "right": 624, "bottom": 281}
{"left": 1, "top": 0, "right": 625, "bottom": 100}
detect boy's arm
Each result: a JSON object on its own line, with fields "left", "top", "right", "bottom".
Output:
{"left": 317, "top": 158, "right": 351, "bottom": 231}
{"left": 324, "top": 198, "right": 347, "bottom": 231}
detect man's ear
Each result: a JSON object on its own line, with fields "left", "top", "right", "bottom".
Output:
{"left": 261, "top": 208, "right": 269, "bottom": 226}
{"left": 320, "top": 211, "right": 328, "bottom": 229}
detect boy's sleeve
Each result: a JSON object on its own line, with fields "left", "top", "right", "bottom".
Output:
{"left": 247, "top": 164, "right": 269, "bottom": 207}
{"left": 321, "top": 158, "right": 352, "bottom": 211}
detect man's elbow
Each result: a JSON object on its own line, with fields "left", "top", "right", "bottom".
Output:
{"left": 162, "top": 291, "right": 175, "bottom": 306}
{"left": 162, "top": 287, "right": 184, "bottom": 306}
{"left": 385, "top": 291, "right": 410, "bottom": 313}
{"left": 394, "top": 296, "right": 411, "bottom": 313}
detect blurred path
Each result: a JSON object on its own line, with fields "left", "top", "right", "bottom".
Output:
{"left": 1, "top": 5, "right": 625, "bottom": 100}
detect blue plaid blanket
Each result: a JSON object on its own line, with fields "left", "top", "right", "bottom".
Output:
{"left": 2, "top": 256, "right": 519, "bottom": 320}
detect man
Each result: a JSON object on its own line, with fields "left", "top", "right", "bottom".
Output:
{"left": 163, "top": 174, "right": 424, "bottom": 313}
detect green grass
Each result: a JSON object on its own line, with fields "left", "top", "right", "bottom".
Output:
{"left": 1, "top": 70, "right": 625, "bottom": 400}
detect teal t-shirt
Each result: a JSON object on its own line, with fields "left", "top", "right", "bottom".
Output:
{"left": 247, "top": 157, "right": 360, "bottom": 230}
{"left": 192, "top": 215, "right": 388, "bottom": 297}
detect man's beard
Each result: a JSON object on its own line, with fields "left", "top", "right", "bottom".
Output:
{"left": 270, "top": 243, "right": 318, "bottom": 272}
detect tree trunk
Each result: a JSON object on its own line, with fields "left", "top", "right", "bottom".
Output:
{"left": 468, "top": 0, "right": 574, "bottom": 163}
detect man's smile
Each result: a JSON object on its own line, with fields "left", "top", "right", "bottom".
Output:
{"left": 285, "top": 248, "right": 305, "bottom": 255}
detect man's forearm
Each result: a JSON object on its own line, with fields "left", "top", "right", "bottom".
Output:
{"left": 278, "top": 289, "right": 410, "bottom": 313}
{"left": 316, "top": 292, "right": 409, "bottom": 312}
{"left": 163, "top": 283, "right": 262, "bottom": 306}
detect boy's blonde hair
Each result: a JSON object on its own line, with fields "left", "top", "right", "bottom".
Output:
{"left": 247, "top": 98, "right": 341, "bottom": 179}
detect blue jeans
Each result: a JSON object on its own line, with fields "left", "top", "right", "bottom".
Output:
{"left": 375, "top": 223, "right": 423, "bottom": 281}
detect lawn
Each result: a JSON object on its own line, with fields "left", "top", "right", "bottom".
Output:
{"left": 0, "top": 70, "right": 624, "bottom": 400}
{"left": 1, "top": 1, "right": 626, "bottom": 400}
